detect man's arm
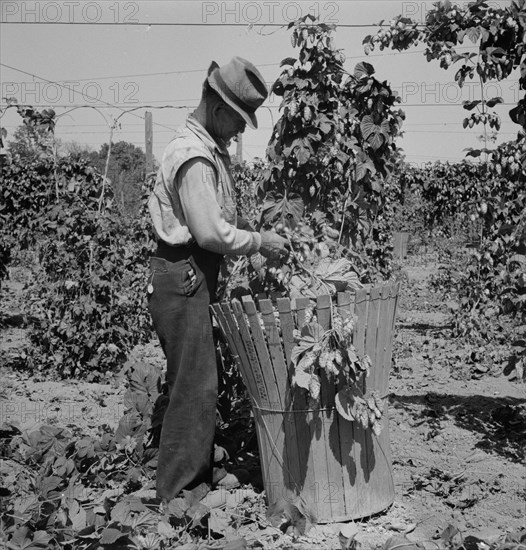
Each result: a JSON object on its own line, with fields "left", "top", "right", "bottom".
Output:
{"left": 178, "top": 157, "right": 261, "bottom": 255}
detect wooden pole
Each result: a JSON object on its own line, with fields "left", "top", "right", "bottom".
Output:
{"left": 236, "top": 132, "right": 243, "bottom": 164}
{"left": 145, "top": 111, "right": 153, "bottom": 173}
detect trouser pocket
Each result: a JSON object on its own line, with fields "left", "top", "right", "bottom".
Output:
{"left": 149, "top": 257, "right": 201, "bottom": 297}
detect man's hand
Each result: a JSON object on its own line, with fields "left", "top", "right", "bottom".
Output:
{"left": 259, "top": 230, "right": 290, "bottom": 261}
{"left": 237, "top": 217, "right": 255, "bottom": 232}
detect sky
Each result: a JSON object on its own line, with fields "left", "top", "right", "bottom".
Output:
{"left": 0, "top": 0, "right": 520, "bottom": 168}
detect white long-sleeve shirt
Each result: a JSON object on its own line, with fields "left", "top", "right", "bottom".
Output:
{"left": 148, "top": 116, "right": 261, "bottom": 255}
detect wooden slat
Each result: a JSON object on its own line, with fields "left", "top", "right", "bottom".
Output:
{"left": 368, "top": 286, "right": 397, "bottom": 512}
{"left": 367, "top": 282, "right": 398, "bottom": 509}
{"left": 348, "top": 288, "right": 370, "bottom": 515}
{"left": 371, "top": 285, "right": 392, "bottom": 393}
{"left": 337, "top": 413, "right": 358, "bottom": 518}
{"left": 258, "top": 299, "right": 304, "bottom": 497}
{"left": 360, "top": 285, "right": 382, "bottom": 513}
{"left": 316, "top": 294, "right": 345, "bottom": 519}
{"left": 335, "top": 290, "right": 355, "bottom": 516}
{"left": 213, "top": 301, "right": 274, "bottom": 498}
{"left": 276, "top": 297, "right": 315, "bottom": 505}
{"left": 364, "top": 286, "right": 381, "bottom": 395}
{"left": 336, "top": 291, "right": 352, "bottom": 320}
{"left": 316, "top": 294, "right": 331, "bottom": 331}
{"left": 210, "top": 304, "right": 248, "bottom": 391}
{"left": 294, "top": 297, "right": 311, "bottom": 328}
{"left": 376, "top": 283, "right": 399, "bottom": 505}
{"left": 258, "top": 299, "right": 289, "bottom": 407}
{"left": 353, "top": 288, "right": 369, "bottom": 394}
{"left": 231, "top": 300, "right": 270, "bottom": 408}
{"left": 241, "top": 296, "right": 281, "bottom": 410}
{"left": 219, "top": 303, "right": 261, "bottom": 406}
{"left": 382, "top": 283, "right": 400, "bottom": 392}
{"left": 289, "top": 296, "right": 320, "bottom": 519}
{"left": 240, "top": 297, "right": 290, "bottom": 500}
{"left": 276, "top": 298, "right": 295, "bottom": 368}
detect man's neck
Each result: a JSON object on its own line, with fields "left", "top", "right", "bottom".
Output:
{"left": 191, "top": 106, "right": 228, "bottom": 152}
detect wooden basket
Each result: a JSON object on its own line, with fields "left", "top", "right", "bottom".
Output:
{"left": 211, "top": 282, "right": 400, "bottom": 523}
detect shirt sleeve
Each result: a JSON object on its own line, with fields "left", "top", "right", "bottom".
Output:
{"left": 177, "top": 157, "right": 262, "bottom": 256}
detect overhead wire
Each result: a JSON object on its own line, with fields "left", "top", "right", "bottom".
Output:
{"left": 0, "top": 63, "right": 180, "bottom": 133}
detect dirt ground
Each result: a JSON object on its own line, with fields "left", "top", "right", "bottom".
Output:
{"left": 1, "top": 251, "right": 525, "bottom": 549}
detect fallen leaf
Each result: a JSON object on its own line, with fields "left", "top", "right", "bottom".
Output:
{"left": 209, "top": 508, "right": 232, "bottom": 534}
{"left": 389, "top": 520, "right": 408, "bottom": 532}
{"left": 383, "top": 534, "right": 420, "bottom": 550}
{"left": 200, "top": 489, "right": 227, "bottom": 509}
{"left": 339, "top": 522, "right": 359, "bottom": 549}
{"left": 441, "top": 524, "right": 461, "bottom": 543}
{"left": 223, "top": 538, "right": 248, "bottom": 550}
{"left": 157, "top": 520, "right": 178, "bottom": 538}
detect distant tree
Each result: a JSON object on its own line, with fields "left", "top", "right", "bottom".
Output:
{"left": 90, "top": 141, "right": 147, "bottom": 216}
{"left": 7, "top": 124, "right": 53, "bottom": 161}
{"left": 58, "top": 140, "right": 94, "bottom": 159}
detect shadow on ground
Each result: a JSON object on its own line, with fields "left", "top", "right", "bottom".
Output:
{"left": 389, "top": 392, "right": 526, "bottom": 463}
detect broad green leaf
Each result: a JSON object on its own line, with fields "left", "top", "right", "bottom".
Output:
{"left": 314, "top": 258, "right": 363, "bottom": 291}
{"left": 294, "top": 141, "right": 311, "bottom": 165}
{"left": 354, "top": 61, "right": 375, "bottom": 80}
{"left": 485, "top": 96, "right": 503, "bottom": 108}
{"left": 360, "top": 116, "right": 389, "bottom": 150}
{"left": 467, "top": 26, "right": 482, "bottom": 43}
{"left": 280, "top": 57, "right": 296, "bottom": 67}
{"left": 114, "top": 411, "right": 146, "bottom": 442}
{"left": 70, "top": 504, "right": 87, "bottom": 531}
{"left": 463, "top": 148, "right": 482, "bottom": 157}
{"left": 261, "top": 193, "right": 304, "bottom": 226}
{"left": 39, "top": 475, "right": 62, "bottom": 497}
{"left": 127, "top": 362, "right": 160, "bottom": 398}
{"left": 99, "top": 526, "right": 128, "bottom": 545}
{"left": 335, "top": 386, "right": 364, "bottom": 421}
{"left": 462, "top": 100, "right": 481, "bottom": 111}
{"left": 355, "top": 152, "right": 376, "bottom": 181}
{"left": 157, "top": 519, "right": 179, "bottom": 538}
{"left": 300, "top": 322, "right": 322, "bottom": 341}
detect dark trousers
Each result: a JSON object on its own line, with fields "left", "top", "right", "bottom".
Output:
{"left": 147, "top": 241, "right": 222, "bottom": 501}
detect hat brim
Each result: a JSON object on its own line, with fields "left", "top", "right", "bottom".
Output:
{"left": 208, "top": 71, "right": 258, "bottom": 129}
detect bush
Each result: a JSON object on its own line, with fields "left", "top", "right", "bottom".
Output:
{"left": 1, "top": 152, "right": 157, "bottom": 380}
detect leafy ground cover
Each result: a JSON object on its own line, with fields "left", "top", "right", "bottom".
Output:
{"left": 1, "top": 244, "right": 524, "bottom": 550}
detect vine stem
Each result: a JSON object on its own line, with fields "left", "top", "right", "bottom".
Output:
{"left": 479, "top": 73, "right": 489, "bottom": 166}
{"left": 98, "top": 126, "right": 114, "bottom": 214}
{"left": 338, "top": 166, "right": 355, "bottom": 246}
{"left": 338, "top": 195, "right": 349, "bottom": 246}
{"left": 216, "top": 256, "right": 247, "bottom": 301}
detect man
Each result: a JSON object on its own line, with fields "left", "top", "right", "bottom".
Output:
{"left": 147, "top": 57, "right": 288, "bottom": 503}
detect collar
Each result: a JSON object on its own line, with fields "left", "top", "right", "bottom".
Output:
{"left": 186, "top": 115, "right": 229, "bottom": 158}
